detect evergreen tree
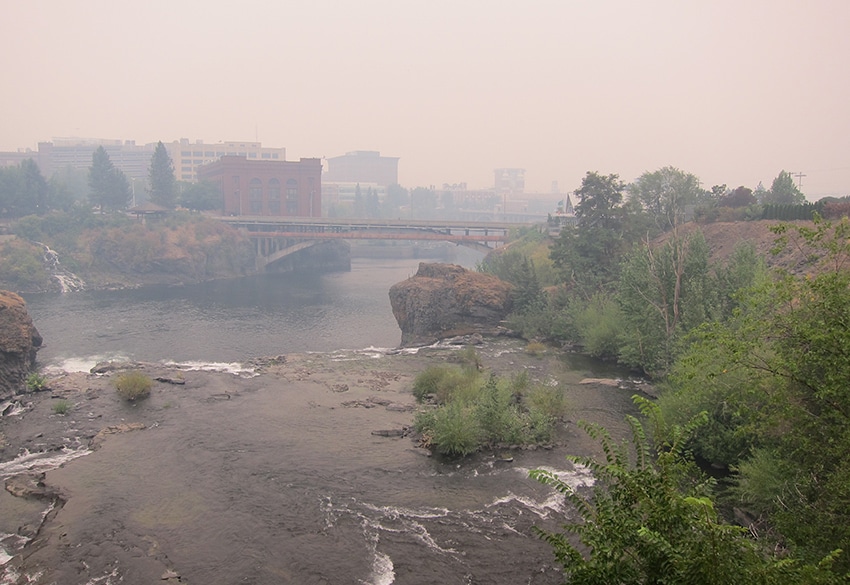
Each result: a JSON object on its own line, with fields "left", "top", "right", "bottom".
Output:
{"left": 148, "top": 141, "right": 176, "bottom": 208}
{"left": 88, "top": 147, "right": 131, "bottom": 212}
{"left": 19, "top": 159, "right": 48, "bottom": 216}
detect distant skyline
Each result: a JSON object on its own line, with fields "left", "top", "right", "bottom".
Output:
{"left": 2, "top": 1, "right": 848, "bottom": 199}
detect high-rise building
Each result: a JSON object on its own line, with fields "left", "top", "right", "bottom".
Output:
{"left": 494, "top": 168, "right": 525, "bottom": 195}
{"left": 38, "top": 138, "right": 155, "bottom": 180}
{"left": 324, "top": 151, "right": 399, "bottom": 187}
{"left": 166, "top": 139, "right": 285, "bottom": 182}
{"left": 14, "top": 138, "right": 286, "bottom": 184}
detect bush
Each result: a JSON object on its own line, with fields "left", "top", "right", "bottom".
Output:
{"left": 451, "top": 345, "right": 483, "bottom": 372}
{"left": 52, "top": 399, "right": 70, "bottom": 415}
{"left": 525, "top": 341, "right": 547, "bottom": 356}
{"left": 430, "top": 402, "right": 481, "bottom": 457}
{"left": 527, "top": 385, "right": 568, "bottom": 420}
{"left": 411, "top": 365, "right": 479, "bottom": 404}
{"left": 26, "top": 372, "right": 49, "bottom": 392}
{"left": 113, "top": 370, "right": 153, "bottom": 401}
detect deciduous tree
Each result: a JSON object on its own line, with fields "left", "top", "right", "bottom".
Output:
{"left": 550, "top": 172, "right": 627, "bottom": 291}
{"left": 764, "top": 170, "right": 805, "bottom": 204}
{"left": 628, "top": 166, "right": 703, "bottom": 230}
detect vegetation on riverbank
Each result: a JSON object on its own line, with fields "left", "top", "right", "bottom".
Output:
{"left": 113, "top": 370, "right": 153, "bottom": 401}
{"left": 0, "top": 210, "right": 254, "bottom": 292}
{"left": 476, "top": 167, "right": 850, "bottom": 576}
{"left": 412, "top": 348, "right": 567, "bottom": 457}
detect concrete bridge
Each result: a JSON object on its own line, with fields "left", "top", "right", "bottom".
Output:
{"left": 220, "top": 216, "right": 530, "bottom": 270}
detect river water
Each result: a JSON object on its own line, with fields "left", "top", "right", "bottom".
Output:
{"left": 24, "top": 258, "right": 434, "bottom": 369}
{"left": 5, "top": 257, "right": 639, "bottom": 585}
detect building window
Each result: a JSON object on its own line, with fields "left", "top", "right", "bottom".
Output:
{"left": 233, "top": 176, "right": 240, "bottom": 186}
{"left": 248, "top": 153, "right": 257, "bottom": 158}
{"left": 268, "top": 178, "right": 281, "bottom": 200}
{"left": 249, "top": 178, "right": 263, "bottom": 213}
{"left": 261, "top": 153, "right": 271, "bottom": 159}
{"left": 193, "top": 151, "right": 202, "bottom": 156}
{"left": 181, "top": 151, "right": 191, "bottom": 156}
{"left": 268, "top": 201, "right": 280, "bottom": 213}
{"left": 272, "top": 153, "right": 279, "bottom": 159}
{"left": 181, "top": 174, "right": 192, "bottom": 180}
{"left": 204, "top": 151, "right": 215, "bottom": 157}
{"left": 286, "top": 179, "right": 298, "bottom": 214}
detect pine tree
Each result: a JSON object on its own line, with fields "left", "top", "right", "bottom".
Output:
{"left": 148, "top": 141, "right": 176, "bottom": 208}
{"left": 88, "top": 147, "right": 131, "bottom": 212}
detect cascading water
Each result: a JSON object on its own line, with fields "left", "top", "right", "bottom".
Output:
{"left": 37, "top": 242, "right": 85, "bottom": 293}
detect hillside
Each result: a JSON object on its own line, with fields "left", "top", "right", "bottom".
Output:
{"left": 661, "top": 219, "right": 817, "bottom": 273}
{"left": 0, "top": 214, "right": 256, "bottom": 293}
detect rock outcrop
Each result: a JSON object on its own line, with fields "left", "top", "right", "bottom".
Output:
{"left": 0, "top": 290, "right": 43, "bottom": 399}
{"left": 389, "top": 263, "right": 513, "bottom": 346}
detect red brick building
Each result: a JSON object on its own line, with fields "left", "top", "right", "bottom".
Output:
{"left": 197, "top": 156, "right": 322, "bottom": 217}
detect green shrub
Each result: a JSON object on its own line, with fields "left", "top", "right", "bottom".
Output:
{"left": 411, "top": 364, "right": 478, "bottom": 404}
{"left": 431, "top": 402, "right": 481, "bottom": 457}
{"left": 525, "top": 341, "right": 547, "bottom": 356}
{"left": 113, "top": 370, "right": 153, "bottom": 401}
{"left": 52, "top": 399, "right": 70, "bottom": 415}
{"left": 474, "top": 375, "right": 516, "bottom": 445}
{"left": 526, "top": 385, "right": 568, "bottom": 420}
{"left": 26, "top": 372, "right": 49, "bottom": 392}
{"left": 509, "top": 370, "right": 530, "bottom": 394}
{"left": 452, "top": 345, "right": 483, "bottom": 372}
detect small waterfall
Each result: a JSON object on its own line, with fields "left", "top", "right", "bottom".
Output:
{"left": 38, "top": 242, "right": 85, "bottom": 293}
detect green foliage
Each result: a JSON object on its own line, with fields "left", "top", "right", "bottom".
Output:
{"left": 412, "top": 362, "right": 567, "bottom": 456}
{"left": 425, "top": 402, "right": 481, "bottom": 457}
{"left": 531, "top": 399, "right": 845, "bottom": 584}
{"left": 616, "top": 230, "right": 713, "bottom": 374}
{"left": 179, "top": 180, "right": 221, "bottom": 211}
{"left": 0, "top": 159, "right": 49, "bottom": 218}
{"left": 570, "top": 293, "right": 623, "bottom": 359}
{"left": 479, "top": 250, "right": 546, "bottom": 313}
{"left": 550, "top": 172, "right": 631, "bottom": 292}
{"left": 525, "top": 341, "right": 547, "bottom": 356}
{"left": 762, "top": 201, "right": 822, "bottom": 221}
{"left": 0, "top": 240, "right": 53, "bottom": 292}
{"left": 411, "top": 364, "right": 479, "bottom": 404}
{"left": 113, "top": 370, "right": 153, "bottom": 401}
{"left": 26, "top": 372, "right": 49, "bottom": 392}
{"left": 148, "top": 141, "right": 176, "bottom": 208}
{"left": 52, "top": 399, "right": 71, "bottom": 415}
{"left": 764, "top": 170, "right": 805, "bottom": 205}
{"left": 450, "top": 345, "right": 483, "bottom": 373}
{"left": 659, "top": 218, "right": 850, "bottom": 569}
{"left": 628, "top": 166, "right": 703, "bottom": 231}
{"left": 88, "top": 147, "right": 131, "bottom": 211}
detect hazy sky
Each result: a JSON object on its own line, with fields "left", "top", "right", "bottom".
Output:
{"left": 2, "top": 1, "right": 848, "bottom": 198}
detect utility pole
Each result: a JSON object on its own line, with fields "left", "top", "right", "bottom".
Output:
{"left": 793, "top": 171, "right": 807, "bottom": 188}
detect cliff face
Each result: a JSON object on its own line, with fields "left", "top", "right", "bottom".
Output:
{"left": 0, "top": 290, "right": 42, "bottom": 399}
{"left": 389, "top": 263, "right": 513, "bottom": 346}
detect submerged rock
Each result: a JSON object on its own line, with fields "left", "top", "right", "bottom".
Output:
{"left": 389, "top": 263, "right": 513, "bottom": 347}
{"left": 0, "top": 290, "right": 43, "bottom": 400}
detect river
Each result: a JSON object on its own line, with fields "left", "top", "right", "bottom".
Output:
{"left": 24, "top": 258, "right": 438, "bottom": 369}
{"left": 3, "top": 257, "right": 640, "bottom": 585}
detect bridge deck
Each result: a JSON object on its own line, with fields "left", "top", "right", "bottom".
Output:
{"left": 221, "top": 216, "right": 527, "bottom": 243}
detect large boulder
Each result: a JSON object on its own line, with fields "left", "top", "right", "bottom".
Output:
{"left": 389, "top": 263, "right": 513, "bottom": 346}
{"left": 0, "top": 290, "right": 43, "bottom": 399}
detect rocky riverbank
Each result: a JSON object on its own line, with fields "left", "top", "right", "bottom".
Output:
{"left": 1, "top": 340, "right": 643, "bottom": 585}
